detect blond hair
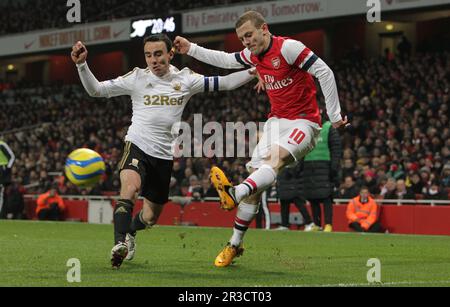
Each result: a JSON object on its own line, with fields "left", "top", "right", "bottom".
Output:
{"left": 235, "top": 11, "right": 266, "bottom": 29}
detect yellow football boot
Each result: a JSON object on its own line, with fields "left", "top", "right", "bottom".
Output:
{"left": 214, "top": 243, "right": 244, "bottom": 267}
{"left": 210, "top": 166, "right": 238, "bottom": 211}
{"left": 324, "top": 224, "right": 333, "bottom": 232}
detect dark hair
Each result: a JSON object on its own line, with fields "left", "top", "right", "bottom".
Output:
{"left": 235, "top": 11, "right": 266, "bottom": 29}
{"left": 143, "top": 34, "right": 172, "bottom": 53}
{"left": 360, "top": 186, "right": 369, "bottom": 192}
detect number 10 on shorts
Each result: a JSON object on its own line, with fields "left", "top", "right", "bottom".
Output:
{"left": 288, "top": 128, "right": 305, "bottom": 145}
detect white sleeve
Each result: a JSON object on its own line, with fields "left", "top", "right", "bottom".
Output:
{"left": 187, "top": 43, "right": 254, "bottom": 69}
{"left": 76, "top": 62, "right": 137, "bottom": 98}
{"left": 187, "top": 69, "right": 207, "bottom": 95}
{"left": 281, "top": 39, "right": 342, "bottom": 123}
{"left": 307, "top": 58, "right": 342, "bottom": 123}
{"left": 218, "top": 69, "right": 255, "bottom": 90}
{"left": 188, "top": 69, "right": 255, "bottom": 95}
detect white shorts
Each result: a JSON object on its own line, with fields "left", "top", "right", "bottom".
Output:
{"left": 246, "top": 117, "right": 321, "bottom": 171}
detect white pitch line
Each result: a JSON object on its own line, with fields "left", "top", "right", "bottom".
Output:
{"left": 284, "top": 280, "right": 450, "bottom": 287}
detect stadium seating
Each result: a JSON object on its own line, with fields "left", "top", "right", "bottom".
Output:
{"left": 1, "top": 51, "right": 448, "bottom": 201}
{"left": 0, "top": 0, "right": 256, "bottom": 36}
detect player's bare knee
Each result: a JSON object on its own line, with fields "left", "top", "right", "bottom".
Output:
{"left": 142, "top": 215, "right": 157, "bottom": 227}
{"left": 141, "top": 209, "right": 159, "bottom": 226}
{"left": 264, "top": 157, "right": 290, "bottom": 172}
{"left": 264, "top": 145, "right": 294, "bottom": 172}
{"left": 142, "top": 200, "right": 163, "bottom": 226}
{"left": 120, "top": 182, "right": 139, "bottom": 199}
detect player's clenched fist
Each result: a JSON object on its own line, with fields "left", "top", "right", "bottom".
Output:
{"left": 249, "top": 69, "right": 265, "bottom": 94}
{"left": 71, "top": 41, "right": 88, "bottom": 64}
{"left": 332, "top": 115, "right": 350, "bottom": 130}
{"left": 173, "top": 36, "right": 191, "bottom": 54}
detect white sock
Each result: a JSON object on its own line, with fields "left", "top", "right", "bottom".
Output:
{"left": 230, "top": 202, "right": 259, "bottom": 247}
{"left": 234, "top": 164, "right": 277, "bottom": 203}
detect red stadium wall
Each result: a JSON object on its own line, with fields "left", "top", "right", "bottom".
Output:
{"left": 25, "top": 199, "right": 89, "bottom": 222}
{"left": 24, "top": 199, "right": 450, "bottom": 236}
{"left": 48, "top": 51, "right": 124, "bottom": 84}
{"left": 89, "top": 51, "right": 125, "bottom": 81}
{"left": 224, "top": 32, "right": 249, "bottom": 53}
{"left": 49, "top": 55, "right": 79, "bottom": 84}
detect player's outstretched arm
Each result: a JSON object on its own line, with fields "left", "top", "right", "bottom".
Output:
{"left": 71, "top": 41, "right": 105, "bottom": 97}
{"left": 217, "top": 69, "right": 258, "bottom": 91}
{"left": 72, "top": 41, "right": 135, "bottom": 98}
{"left": 281, "top": 39, "right": 348, "bottom": 129}
{"left": 174, "top": 36, "right": 246, "bottom": 70}
{"left": 307, "top": 58, "right": 349, "bottom": 129}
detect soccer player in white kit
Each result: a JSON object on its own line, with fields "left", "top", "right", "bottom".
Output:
{"left": 175, "top": 11, "right": 348, "bottom": 267}
{"left": 71, "top": 34, "right": 258, "bottom": 269}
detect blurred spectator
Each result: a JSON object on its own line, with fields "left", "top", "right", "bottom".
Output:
{"left": 386, "top": 163, "right": 405, "bottom": 180}
{"left": 3, "top": 181, "right": 25, "bottom": 219}
{"left": 276, "top": 163, "right": 313, "bottom": 231}
{"left": 187, "top": 175, "right": 202, "bottom": 200}
{"left": 169, "top": 176, "right": 182, "bottom": 197}
{"left": 199, "top": 178, "right": 218, "bottom": 198}
{"left": 172, "top": 161, "right": 185, "bottom": 186}
{"left": 303, "top": 120, "right": 342, "bottom": 232}
{"left": 346, "top": 187, "right": 383, "bottom": 233}
{"left": 384, "top": 179, "right": 416, "bottom": 200}
{"left": 36, "top": 184, "right": 66, "bottom": 221}
{"left": 397, "top": 35, "right": 412, "bottom": 59}
{"left": 419, "top": 167, "right": 432, "bottom": 189}
{"left": 360, "top": 170, "right": 380, "bottom": 195}
{"left": 342, "top": 159, "right": 355, "bottom": 178}
{"left": 380, "top": 177, "right": 397, "bottom": 198}
{"left": 408, "top": 172, "right": 425, "bottom": 194}
{"left": 424, "top": 182, "right": 448, "bottom": 201}
{"left": 440, "top": 163, "right": 450, "bottom": 189}
{"left": 0, "top": 139, "right": 15, "bottom": 218}
{"left": 338, "top": 176, "right": 359, "bottom": 199}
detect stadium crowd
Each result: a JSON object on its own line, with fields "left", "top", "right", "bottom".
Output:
{"left": 0, "top": 0, "right": 258, "bottom": 36}
{"left": 1, "top": 50, "right": 449, "bottom": 203}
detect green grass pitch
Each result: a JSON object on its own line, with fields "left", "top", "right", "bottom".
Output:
{"left": 1, "top": 220, "right": 450, "bottom": 287}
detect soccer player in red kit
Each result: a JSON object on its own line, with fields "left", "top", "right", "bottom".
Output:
{"left": 174, "top": 11, "right": 348, "bottom": 267}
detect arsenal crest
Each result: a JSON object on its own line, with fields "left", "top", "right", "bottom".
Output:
{"left": 271, "top": 57, "right": 281, "bottom": 69}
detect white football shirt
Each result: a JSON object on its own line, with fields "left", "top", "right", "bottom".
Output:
{"left": 101, "top": 65, "right": 212, "bottom": 160}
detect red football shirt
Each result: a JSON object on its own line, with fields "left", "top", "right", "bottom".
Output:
{"left": 236, "top": 36, "right": 321, "bottom": 125}
{"left": 188, "top": 36, "right": 342, "bottom": 125}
